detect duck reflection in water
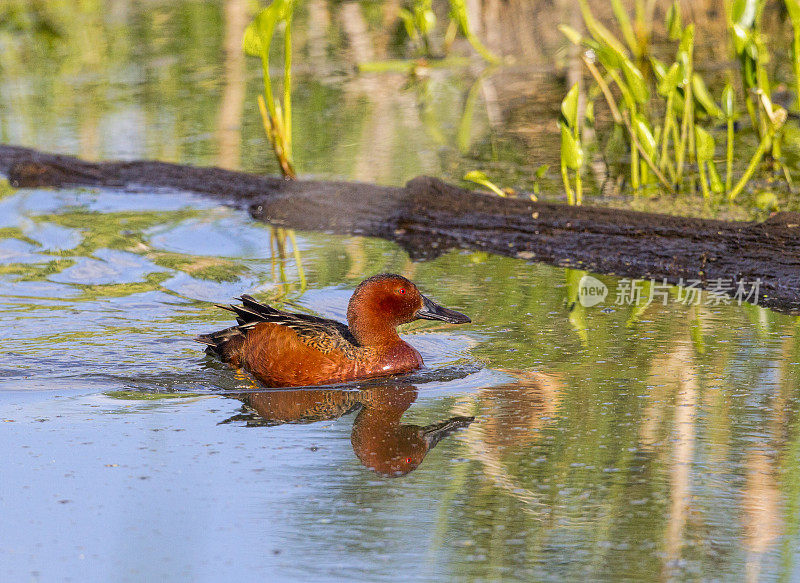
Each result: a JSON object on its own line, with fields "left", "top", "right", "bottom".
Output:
{"left": 220, "top": 384, "right": 474, "bottom": 477}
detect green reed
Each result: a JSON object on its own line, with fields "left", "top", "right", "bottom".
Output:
{"left": 243, "top": 1, "right": 297, "bottom": 179}
{"left": 559, "top": 0, "right": 791, "bottom": 205}
{"left": 559, "top": 83, "right": 584, "bottom": 205}
{"left": 787, "top": 0, "right": 800, "bottom": 110}
{"left": 242, "top": 3, "right": 307, "bottom": 289}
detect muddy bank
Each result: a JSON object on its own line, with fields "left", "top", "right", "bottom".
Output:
{"left": 2, "top": 144, "right": 799, "bottom": 313}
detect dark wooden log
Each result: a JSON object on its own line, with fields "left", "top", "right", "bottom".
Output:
{"left": 2, "top": 143, "right": 799, "bottom": 313}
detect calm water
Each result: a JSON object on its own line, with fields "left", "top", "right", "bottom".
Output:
{"left": 2, "top": 2, "right": 800, "bottom": 582}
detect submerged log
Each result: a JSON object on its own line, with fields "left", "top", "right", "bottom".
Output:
{"left": 2, "top": 143, "right": 799, "bottom": 313}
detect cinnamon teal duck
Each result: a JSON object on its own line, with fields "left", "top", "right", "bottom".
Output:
{"left": 196, "top": 273, "right": 470, "bottom": 387}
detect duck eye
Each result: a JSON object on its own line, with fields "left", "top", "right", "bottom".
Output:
{"left": 398, "top": 288, "right": 406, "bottom": 294}
{"left": 405, "top": 457, "right": 413, "bottom": 464}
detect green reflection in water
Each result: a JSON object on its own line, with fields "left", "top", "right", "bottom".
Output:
{"left": 2, "top": 178, "right": 799, "bottom": 579}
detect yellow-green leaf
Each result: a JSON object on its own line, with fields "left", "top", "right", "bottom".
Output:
{"left": 559, "top": 24, "right": 583, "bottom": 45}
{"left": 577, "top": 0, "right": 629, "bottom": 57}
{"left": 721, "top": 83, "right": 736, "bottom": 119}
{"left": 634, "top": 116, "right": 656, "bottom": 157}
{"left": 732, "top": 0, "right": 758, "bottom": 29}
{"left": 677, "top": 25, "right": 694, "bottom": 85}
{"left": 692, "top": 74, "right": 723, "bottom": 119}
{"left": 695, "top": 126, "right": 715, "bottom": 162}
{"left": 708, "top": 161, "right": 724, "bottom": 193}
{"left": 243, "top": 3, "right": 294, "bottom": 58}
{"left": 585, "top": 100, "right": 595, "bottom": 125}
{"left": 560, "top": 123, "right": 584, "bottom": 170}
{"left": 561, "top": 83, "right": 580, "bottom": 128}
{"left": 621, "top": 58, "right": 649, "bottom": 103}
{"left": 657, "top": 62, "right": 681, "bottom": 97}
{"left": 666, "top": 1, "right": 682, "bottom": 40}
{"left": 419, "top": 9, "right": 436, "bottom": 35}
{"left": 651, "top": 58, "right": 667, "bottom": 83}
{"left": 464, "top": 171, "right": 507, "bottom": 197}
{"left": 786, "top": 0, "right": 800, "bottom": 26}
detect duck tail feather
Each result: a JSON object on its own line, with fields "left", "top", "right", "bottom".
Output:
{"left": 229, "top": 295, "right": 286, "bottom": 323}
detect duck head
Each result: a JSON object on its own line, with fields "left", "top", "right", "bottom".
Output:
{"left": 346, "top": 273, "right": 470, "bottom": 346}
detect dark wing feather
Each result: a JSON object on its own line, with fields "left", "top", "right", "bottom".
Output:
{"left": 199, "top": 295, "right": 359, "bottom": 356}
{"left": 237, "top": 295, "right": 357, "bottom": 344}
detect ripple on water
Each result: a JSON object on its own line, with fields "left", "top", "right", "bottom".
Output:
{"left": 0, "top": 182, "right": 798, "bottom": 583}
{"left": 0, "top": 239, "right": 46, "bottom": 264}
{"left": 22, "top": 221, "right": 82, "bottom": 252}
{"left": 148, "top": 214, "right": 281, "bottom": 259}
{"left": 49, "top": 249, "right": 170, "bottom": 285}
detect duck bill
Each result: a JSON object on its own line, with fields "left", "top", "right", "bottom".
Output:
{"left": 416, "top": 295, "right": 471, "bottom": 324}
{"left": 422, "top": 416, "right": 475, "bottom": 449}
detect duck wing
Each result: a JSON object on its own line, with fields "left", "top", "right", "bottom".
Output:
{"left": 216, "top": 294, "right": 359, "bottom": 352}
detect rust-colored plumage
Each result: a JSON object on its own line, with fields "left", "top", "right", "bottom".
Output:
{"left": 196, "top": 273, "right": 470, "bottom": 387}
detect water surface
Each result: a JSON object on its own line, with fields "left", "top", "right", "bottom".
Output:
{"left": 2, "top": 181, "right": 799, "bottom": 581}
{"left": 2, "top": 2, "right": 800, "bottom": 581}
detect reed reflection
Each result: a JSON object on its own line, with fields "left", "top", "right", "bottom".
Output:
{"left": 221, "top": 384, "right": 474, "bottom": 477}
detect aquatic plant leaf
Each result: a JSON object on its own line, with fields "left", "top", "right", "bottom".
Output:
{"left": 243, "top": 0, "right": 297, "bottom": 176}
{"left": 574, "top": 2, "right": 644, "bottom": 104}
{"left": 591, "top": 40, "right": 623, "bottom": 72}
{"left": 621, "top": 59, "right": 649, "bottom": 104}
{"left": 564, "top": 268, "right": 589, "bottom": 346}
{"left": 457, "top": 72, "right": 486, "bottom": 153}
{"left": 609, "top": 0, "right": 637, "bottom": 56}
{"left": 732, "top": 0, "right": 759, "bottom": 29}
{"left": 634, "top": 116, "right": 656, "bottom": 157}
{"left": 243, "top": 20, "right": 267, "bottom": 58}
{"left": 560, "top": 123, "right": 584, "bottom": 170}
{"left": 731, "top": 23, "right": 750, "bottom": 55}
{"left": 721, "top": 83, "right": 737, "bottom": 118}
{"left": 561, "top": 84, "right": 580, "bottom": 129}
{"left": 677, "top": 25, "right": 694, "bottom": 85}
{"left": 607, "top": 68, "right": 637, "bottom": 111}
{"left": 694, "top": 126, "right": 715, "bottom": 162}
{"left": 666, "top": 1, "right": 682, "bottom": 40}
{"left": 419, "top": 9, "right": 436, "bottom": 35}
{"left": 577, "top": 0, "right": 629, "bottom": 58}
{"left": 708, "top": 161, "right": 725, "bottom": 193}
{"left": 651, "top": 57, "right": 667, "bottom": 83}
{"left": 463, "top": 171, "right": 507, "bottom": 197}
{"left": 757, "top": 90, "right": 787, "bottom": 129}
{"left": 786, "top": 0, "right": 800, "bottom": 24}
{"left": 689, "top": 315, "right": 706, "bottom": 354}
{"left": 398, "top": 9, "right": 418, "bottom": 40}
{"left": 448, "top": 0, "right": 501, "bottom": 63}
{"left": 604, "top": 123, "right": 627, "bottom": 166}
{"left": 559, "top": 24, "right": 583, "bottom": 45}
{"left": 585, "top": 100, "right": 595, "bottom": 125}
{"left": 657, "top": 62, "right": 681, "bottom": 97}
{"left": 692, "top": 74, "right": 723, "bottom": 119}
{"left": 243, "top": 1, "right": 295, "bottom": 58}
